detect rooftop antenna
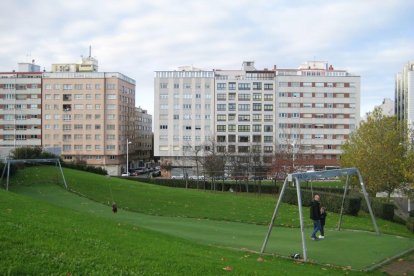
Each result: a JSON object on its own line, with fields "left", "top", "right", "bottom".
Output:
{"left": 89, "top": 45, "right": 92, "bottom": 58}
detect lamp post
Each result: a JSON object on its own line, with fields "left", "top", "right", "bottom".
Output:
{"left": 126, "top": 138, "right": 132, "bottom": 175}
{"left": 290, "top": 141, "right": 296, "bottom": 172}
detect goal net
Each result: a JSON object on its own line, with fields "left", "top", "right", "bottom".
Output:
{"left": 0, "top": 158, "right": 68, "bottom": 191}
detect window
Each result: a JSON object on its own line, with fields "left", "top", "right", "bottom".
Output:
{"left": 292, "top": 92, "right": 300, "bottom": 97}
{"left": 253, "top": 114, "right": 262, "bottom": 121}
{"left": 228, "top": 135, "right": 236, "bottom": 142}
{"left": 264, "top": 136, "right": 273, "bottom": 142}
{"left": 253, "top": 103, "right": 262, "bottom": 111}
{"left": 239, "top": 136, "right": 249, "bottom": 142}
{"left": 238, "top": 83, "right": 251, "bottom": 90}
{"left": 238, "top": 94, "right": 250, "bottom": 101}
{"left": 264, "top": 115, "right": 273, "bottom": 122}
{"left": 217, "top": 114, "right": 226, "bottom": 121}
{"left": 264, "top": 104, "right": 273, "bottom": 111}
{"left": 183, "top": 104, "right": 191, "bottom": 109}
{"left": 217, "top": 94, "right": 226, "bottom": 101}
{"left": 217, "top": 135, "right": 226, "bottom": 142}
{"left": 238, "top": 104, "right": 250, "bottom": 111}
{"left": 253, "top": 125, "right": 261, "bottom": 132}
{"left": 264, "top": 125, "right": 273, "bottom": 132}
{"left": 217, "top": 83, "right": 226, "bottom": 90}
{"left": 253, "top": 93, "right": 262, "bottom": 100}
{"left": 217, "top": 104, "right": 226, "bottom": 111}
{"left": 264, "top": 83, "right": 273, "bottom": 90}
{"left": 238, "top": 125, "right": 250, "bottom": 132}
{"left": 264, "top": 94, "right": 273, "bottom": 101}
{"left": 228, "top": 103, "right": 236, "bottom": 111}
{"left": 160, "top": 125, "right": 168, "bottom": 129}
{"left": 238, "top": 115, "right": 250, "bottom": 121}
{"left": 253, "top": 82, "right": 262, "bottom": 90}
{"left": 217, "top": 125, "right": 226, "bottom": 132}
{"left": 228, "top": 82, "right": 236, "bottom": 90}
{"left": 228, "top": 124, "right": 236, "bottom": 132}
{"left": 279, "top": 92, "right": 288, "bottom": 97}
{"left": 264, "top": 146, "right": 273, "bottom": 153}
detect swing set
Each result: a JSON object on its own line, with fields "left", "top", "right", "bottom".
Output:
{"left": 260, "top": 168, "right": 379, "bottom": 262}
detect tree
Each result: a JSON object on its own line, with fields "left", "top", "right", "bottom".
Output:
{"left": 10, "top": 146, "right": 58, "bottom": 160}
{"left": 340, "top": 108, "right": 411, "bottom": 200}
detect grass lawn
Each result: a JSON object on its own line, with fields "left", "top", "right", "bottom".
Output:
{"left": 5, "top": 166, "right": 414, "bottom": 271}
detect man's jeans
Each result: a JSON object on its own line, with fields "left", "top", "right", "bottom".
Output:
{"left": 311, "top": 220, "right": 321, "bottom": 238}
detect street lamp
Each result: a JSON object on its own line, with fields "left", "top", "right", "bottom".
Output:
{"left": 290, "top": 141, "right": 296, "bottom": 172}
{"left": 126, "top": 138, "right": 132, "bottom": 175}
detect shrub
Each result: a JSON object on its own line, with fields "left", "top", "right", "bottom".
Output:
{"left": 62, "top": 162, "right": 107, "bottom": 175}
{"left": 407, "top": 217, "right": 414, "bottom": 232}
{"left": 281, "top": 188, "right": 361, "bottom": 215}
{"left": 360, "top": 199, "right": 394, "bottom": 221}
{"left": 131, "top": 178, "right": 279, "bottom": 194}
{"left": 409, "top": 210, "right": 414, "bottom": 218}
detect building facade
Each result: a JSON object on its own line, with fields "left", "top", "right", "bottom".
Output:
{"left": 0, "top": 62, "right": 42, "bottom": 158}
{"left": 395, "top": 62, "right": 414, "bottom": 141}
{"left": 133, "top": 106, "right": 153, "bottom": 168}
{"left": 42, "top": 57, "right": 136, "bottom": 175}
{"left": 154, "top": 61, "right": 360, "bottom": 176}
{"left": 154, "top": 67, "right": 215, "bottom": 174}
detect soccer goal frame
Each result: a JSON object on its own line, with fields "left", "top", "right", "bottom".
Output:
{"left": 260, "top": 168, "right": 379, "bottom": 262}
{"left": 0, "top": 158, "right": 68, "bottom": 191}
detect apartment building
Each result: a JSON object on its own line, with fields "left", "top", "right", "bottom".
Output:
{"left": 395, "top": 61, "right": 414, "bottom": 141}
{"left": 154, "top": 67, "right": 214, "bottom": 173}
{"left": 42, "top": 57, "right": 136, "bottom": 175}
{"left": 154, "top": 61, "right": 360, "bottom": 175}
{"left": 0, "top": 62, "right": 42, "bottom": 158}
{"left": 133, "top": 106, "right": 153, "bottom": 168}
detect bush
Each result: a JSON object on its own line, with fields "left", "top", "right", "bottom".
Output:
{"left": 281, "top": 187, "right": 361, "bottom": 215}
{"left": 409, "top": 210, "right": 414, "bottom": 218}
{"left": 360, "top": 199, "right": 394, "bottom": 221}
{"left": 131, "top": 178, "right": 279, "bottom": 194}
{"left": 62, "top": 162, "right": 107, "bottom": 175}
{"left": 301, "top": 186, "right": 347, "bottom": 195}
{"left": 407, "top": 217, "right": 414, "bottom": 232}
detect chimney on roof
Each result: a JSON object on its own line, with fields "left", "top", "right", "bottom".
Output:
{"left": 329, "top": 65, "right": 334, "bottom": 70}
{"left": 273, "top": 65, "right": 277, "bottom": 70}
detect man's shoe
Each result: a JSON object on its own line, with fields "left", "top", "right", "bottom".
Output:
{"left": 318, "top": 235, "right": 325, "bottom": 239}
{"left": 311, "top": 237, "right": 318, "bottom": 241}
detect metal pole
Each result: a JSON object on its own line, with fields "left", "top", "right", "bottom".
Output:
{"left": 0, "top": 160, "right": 7, "bottom": 188}
{"left": 357, "top": 170, "right": 380, "bottom": 235}
{"left": 337, "top": 174, "right": 349, "bottom": 231}
{"left": 260, "top": 177, "right": 289, "bottom": 254}
{"left": 6, "top": 161, "right": 10, "bottom": 191}
{"left": 295, "top": 177, "right": 307, "bottom": 262}
{"left": 126, "top": 138, "right": 129, "bottom": 175}
{"left": 57, "top": 160, "right": 68, "bottom": 190}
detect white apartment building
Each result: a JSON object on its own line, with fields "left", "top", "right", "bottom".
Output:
{"left": 154, "top": 67, "right": 214, "bottom": 172}
{"left": 42, "top": 57, "right": 136, "bottom": 175}
{"left": 395, "top": 61, "right": 414, "bottom": 140}
{"left": 154, "top": 61, "right": 360, "bottom": 174}
{"left": 0, "top": 62, "right": 42, "bottom": 158}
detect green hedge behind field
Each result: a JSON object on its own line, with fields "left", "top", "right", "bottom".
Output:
{"left": 281, "top": 188, "right": 361, "bottom": 216}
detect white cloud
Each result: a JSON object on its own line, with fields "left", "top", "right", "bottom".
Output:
{"left": 0, "top": 0, "right": 413, "bottom": 117}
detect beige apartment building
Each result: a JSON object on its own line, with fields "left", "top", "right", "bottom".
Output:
{"left": 0, "top": 62, "right": 42, "bottom": 158}
{"left": 131, "top": 106, "right": 153, "bottom": 168}
{"left": 42, "top": 57, "right": 136, "bottom": 175}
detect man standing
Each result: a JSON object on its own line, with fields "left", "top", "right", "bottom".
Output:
{"left": 310, "top": 194, "right": 321, "bottom": 240}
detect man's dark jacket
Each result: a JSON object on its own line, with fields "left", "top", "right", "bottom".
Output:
{"left": 310, "top": 200, "right": 321, "bottom": 220}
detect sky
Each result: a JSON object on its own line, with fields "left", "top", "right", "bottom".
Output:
{"left": 0, "top": 0, "right": 413, "bottom": 117}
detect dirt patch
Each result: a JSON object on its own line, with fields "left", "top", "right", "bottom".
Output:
{"left": 379, "top": 252, "right": 414, "bottom": 275}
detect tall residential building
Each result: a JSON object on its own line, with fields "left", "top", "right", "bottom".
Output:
{"left": 0, "top": 62, "right": 42, "bottom": 158}
{"left": 42, "top": 57, "right": 136, "bottom": 175}
{"left": 395, "top": 61, "right": 414, "bottom": 139}
{"left": 154, "top": 67, "right": 215, "bottom": 173}
{"left": 133, "top": 106, "right": 153, "bottom": 167}
{"left": 154, "top": 61, "right": 360, "bottom": 175}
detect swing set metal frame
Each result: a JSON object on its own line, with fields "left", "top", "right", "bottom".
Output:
{"left": 260, "top": 168, "right": 379, "bottom": 262}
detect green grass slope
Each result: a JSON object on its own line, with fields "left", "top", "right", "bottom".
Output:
{"left": 1, "top": 187, "right": 370, "bottom": 275}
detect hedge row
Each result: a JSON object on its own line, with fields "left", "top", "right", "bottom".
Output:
{"left": 281, "top": 188, "right": 361, "bottom": 216}
{"left": 134, "top": 178, "right": 279, "bottom": 194}
{"left": 360, "top": 198, "right": 394, "bottom": 221}
{"left": 301, "top": 186, "right": 347, "bottom": 195}
{"left": 62, "top": 162, "right": 107, "bottom": 175}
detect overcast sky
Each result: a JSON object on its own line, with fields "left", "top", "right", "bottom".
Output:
{"left": 0, "top": 0, "right": 413, "bottom": 117}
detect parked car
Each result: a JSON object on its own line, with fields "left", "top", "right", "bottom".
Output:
{"left": 189, "top": 175, "right": 205, "bottom": 180}
{"left": 171, "top": 175, "right": 184, "bottom": 179}
{"left": 121, "top": 172, "right": 130, "bottom": 177}
{"left": 152, "top": 170, "right": 161, "bottom": 177}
